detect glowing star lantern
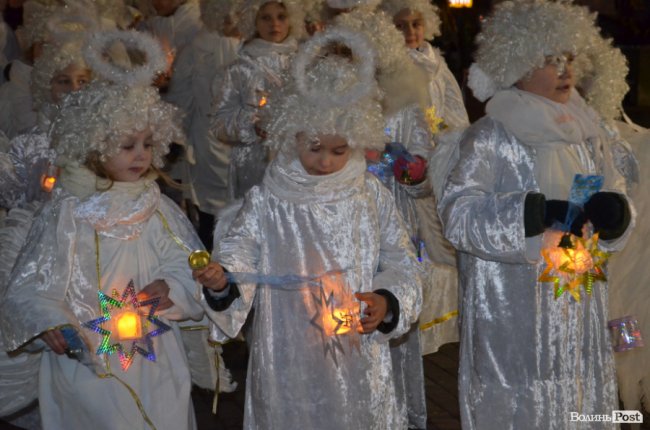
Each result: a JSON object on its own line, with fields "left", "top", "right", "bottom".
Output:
{"left": 449, "top": 0, "right": 472, "bottom": 7}
{"left": 188, "top": 250, "right": 211, "bottom": 270}
{"left": 538, "top": 232, "right": 610, "bottom": 301}
{"left": 323, "top": 306, "right": 359, "bottom": 336}
{"left": 258, "top": 95, "right": 268, "bottom": 108}
{"left": 82, "top": 280, "right": 171, "bottom": 371}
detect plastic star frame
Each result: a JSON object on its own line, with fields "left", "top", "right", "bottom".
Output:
{"left": 82, "top": 280, "right": 171, "bottom": 371}
{"left": 538, "top": 233, "right": 610, "bottom": 302}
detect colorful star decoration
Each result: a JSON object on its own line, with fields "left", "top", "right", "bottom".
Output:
{"left": 538, "top": 233, "right": 611, "bottom": 302}
{"left": 81, "top": 280, "right": 171, "bottom": 371}
{"left": 424, "top": 106, "right": 446, "bottom": 135}
{"left": 309, "top": 278, "right": 361, "bottom": 367}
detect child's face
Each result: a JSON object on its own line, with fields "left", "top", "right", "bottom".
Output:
{"left": 152, "top": 0, "right": 182, "bottom": 17}
{"left": 516, "top": 53, "right": 575, "bottom": 104}
{"left": 255, "top": 2, "right": 290, "bottom": 43}
{"left": 50, "top": 64, "right": 92, "bottom": 104}
{"left": 297, "top": 133, "right": 351, "bottom": 176}
{"left": 101, "top": 130, "right": 154, "bottom": 182}
{"left": 393, "top": 9, "right": 425, "bottom": 49}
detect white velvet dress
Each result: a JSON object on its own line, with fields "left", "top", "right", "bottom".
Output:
{"left": 0, "top": 174, "right": 205, "bottom": 430}
{"left": 204, "top": 152, "right": 422, "bottom": 429}
{"left": 438, "top": 89, "right": 633, "bottom": 430}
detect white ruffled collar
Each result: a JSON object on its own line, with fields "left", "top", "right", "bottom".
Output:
{"left": 241, "top": 37, "right": 297, "bottom": 59}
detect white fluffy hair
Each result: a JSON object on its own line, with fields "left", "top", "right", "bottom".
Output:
{"left": 31, "top": 40, "right": 89, "bottom": 109}
{"left": 264, "top": 56, "right": 385, "bottom": 152}
{"left": 302, "top": 0, "right": 327, "bottom": 23}
{"left": 380, "top": 0, "right": 441, "bottom": 41}
{"left": 199, "top": 0, "right": 241, "bottom": 33}
{"left": 578, "top": 34, "right": 629, "bottom": 121}
{"left": 51, "top": 80, "right": 184, "bottom": 168}
{"left": 20, "top": 0, "right": 65, "bottom": 46}
{"left": 468, "top": 0, "right": 600, "bottom": 102}
{"left": 236, "top": 0, "right": 304, "bottom": 41}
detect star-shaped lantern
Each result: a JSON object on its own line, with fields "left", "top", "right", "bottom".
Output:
{"left": 309, "top": 275, "right": 361, "bottom": 366}
{"left": 82, "top": 280, "right": 171, "bottom": 371}
{"left": 538, "top": 233, "right": 610, "bottom": 301}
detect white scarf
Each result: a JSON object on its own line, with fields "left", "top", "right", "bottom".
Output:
{"left": 264, "top": 148, "right": 367, "bottom": 204}
{"left": 486, "top": 88, "right": 610, "bottom": 200}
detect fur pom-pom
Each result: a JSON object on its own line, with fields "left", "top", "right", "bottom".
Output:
{"left": 467, "top": 63, "right": 496, "bottom": 102}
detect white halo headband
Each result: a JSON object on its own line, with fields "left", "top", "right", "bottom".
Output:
{"left": 46, "top": 13, "right": 100, "bottom": 43}
{"left": 83, "top": 30, "right": 167, "bottom": 87}
{"left": 292, "top": 27, "right": 376, "bottom": 108}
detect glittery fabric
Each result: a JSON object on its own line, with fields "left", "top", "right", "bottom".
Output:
{"left": 0, "top": 177, "right": 204, "bottom": 430}
{"left": 0, "top": 123, "right": 55, "bottom": 209}
{"left": 211, "top": 37, "right": 296, "bottom": 199}
{"left": 205, "top": 151, "right": 422, "bottom": 429}
{"left": 438, "top": 91, "right": 634, "bottom": 429}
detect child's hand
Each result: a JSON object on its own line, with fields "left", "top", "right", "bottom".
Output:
{"left": 40, "top": 329, "right": 67, "bottom": 355}
{"left": 138, "top": 279, "right": 173, "bottom": 311}
{"left": 193, "top": 262, "right": 228, "bottom": 292}
{"left": 355, "top": 292, "right": 388, "bottom": 334}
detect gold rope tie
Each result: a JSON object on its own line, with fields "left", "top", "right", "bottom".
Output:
{"left": 157, "top": 210, "right": 192, "bottom": 253}
{"left": 94, "top": 231, "right": 158, "bottom": 430}
{"left": 212, "top": 340, "right": 221, "bottom": 415}
{"left": 419, "top": 310, "right": 459, "bottom": 331}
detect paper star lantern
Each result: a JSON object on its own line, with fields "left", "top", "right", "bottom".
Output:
{"left": 82, "top": 280, "right": 171, "bottom": 371}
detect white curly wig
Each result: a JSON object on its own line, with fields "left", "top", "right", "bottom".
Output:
{"left": 20, "top": 0, "right": 65, "bottom": 47}
{"left": 51, "top": 81, "right": 185, "bottom": 168}
{"left": 468, "top": 0, "right": 601, "bottom": 102}
{"left": 200, "top": 0, "right": 241, "bottom": 33}
{"left": 302, "top": 0, "right": 327, "bottom": 23}
{"left": 236, "top": 0, "right": 304, "bottom": 41}
{"left": 380, "top": 0, "right": 441, "bottom": 41}
{"left": 264, "top": 56, "right": 385, "bottom": 152}
{"left": 578, "top": 34, "right": 629, "bottom": 121}
{"left": 31, "top": 40, "right": 90, "bottom": 109}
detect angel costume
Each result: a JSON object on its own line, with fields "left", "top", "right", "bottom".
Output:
{"left": 211, "top": 37, "right": 297, "bottom": 199}
{"left": 138, "top": 0, "right": 202, "bottom": 52}
{"left": 438, "top": 87, "right": 633, "bottom": 430}
{"left": 204, "top": 151, "right": 422, "bottom": 429}
{"left": 0, "top": 171, "right": 204, "bottom": 430}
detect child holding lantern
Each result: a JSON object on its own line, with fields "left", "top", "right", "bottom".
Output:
{"left": 195, "top": 29, "right": 422, "bottom": 429}
{"left": 437, "top": 1, "right": 634, "bottom": 429}
{"left": 0, "top": 31, "right": 205, "bottom": 430}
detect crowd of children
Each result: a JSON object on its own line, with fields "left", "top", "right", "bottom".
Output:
{"left": 0, "top": 0, "right": 646, "bottom": 429}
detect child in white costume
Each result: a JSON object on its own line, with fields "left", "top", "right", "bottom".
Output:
{"left": 138, "top": 0, "right": 202, "bottom": 53}
{"left": 166, "top": 0, "right": 242, "bottom": 249}
{"left": 211, "top": 0, "right": 303, "bottom": 199}
{"left": 0, "top": 31, "right": 205, "bottom": 430}
{"left": 381, "top": 0, "right": 469, "bottom": 357}
{"left": 438, "top": 1, "right": 634, "bottom": 429}
{"left": 196, "top": 32, "right": 422, "bottom": 429}
{"left": 329, "top": 2, "right": 430, "bottom": 427}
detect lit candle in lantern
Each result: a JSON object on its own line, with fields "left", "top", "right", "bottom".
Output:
{"left": 114, "top": 310, "right": 142, "bottom": 340}
{"left": 40, "top": 164, "right": 59, "bottom": 192}
{"left": 258, "top": 95, "right": 268, "bottom": 108}
{"left": 323, "top": 305, "right": 359, "bottom": 337}
{"left": 449, "top": 0, "right": 472, "bottom": 7}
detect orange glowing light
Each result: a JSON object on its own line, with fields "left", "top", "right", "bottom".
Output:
{"left": 323, "top": 306, "right": 359, "bottom": 336}
{"left": 114, "top": 310, "right": 142, "bottom": 340}
{"left": 258, "top": 96, "right": 268, "bottom": 107}
{"left": 449, "top": 0, "right": 472, "bottom": 7}
{"left": 41, "top": 176, "right": 57, "bottom": 192}
{"left": 547, "top": 244, "right": 593, "bottom": 274}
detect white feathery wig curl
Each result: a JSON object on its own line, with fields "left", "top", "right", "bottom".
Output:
{"left": 578, "top": 34, "right": 629, "bottom": 121}
{"left": 51, "top": 30, "right": 184, "bottom": 168}
{"left": 200, "top": 0, "right": 241, "bottom": 33}
{"left": 302, "top": 0, "right": 327, "bottom": 23}
{"left": 20, "top": 0, "right": 65, "bottom": 47}
{"left": 468, "top": 0, "right": 601, "bottom": 102}
{"left": 380, "top": 0, "right": 441, "bottom": 41}
{"left": 236, "top": 0, "right": 304, "bottom": 41}
{"left": 31, "top": 40, "right": 89, "bottom": 109}
{"left": 264, "top": 30, "right": 384, "bottom": 152}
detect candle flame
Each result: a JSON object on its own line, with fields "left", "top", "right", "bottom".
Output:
{"left": 114, "top": 310, "right": 142, "bottom": 341}
{"left": 41, "top": 176, "right": 57, "bottom": 192}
